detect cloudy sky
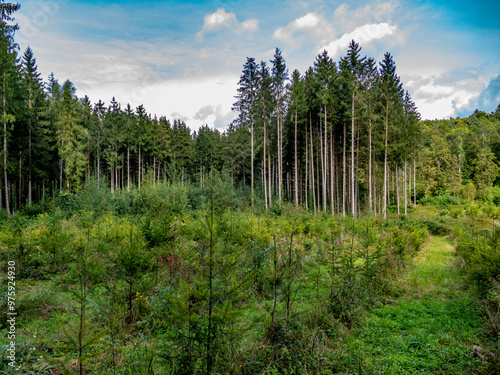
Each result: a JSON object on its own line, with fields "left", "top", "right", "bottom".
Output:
{"left": 14, "top": 0, "right": 500, "bottom": 131}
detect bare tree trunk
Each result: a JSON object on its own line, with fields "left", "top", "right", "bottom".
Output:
{"left": 343, "top": 124, "right": 346, "bottom": 217}
{"left": 310, "top": 116, "right": 316, "bottom": 213}
{"left": 323, "top": 106, "right": 328, "bottom": 212}
{"left": 351, "top": 92, "right": 355, "bottom": 217}
{"left": 414, "top": 158, "right": 416, "bottom": 207}
{"left": 127, "top": 146, "right": 130, "bottom": 191}
{"left": 368, "top": 100, "right": 372, "bottom": 213}
{"left": 268, "top": 147, "right": 272, "bottom": 207}
{"left": 404, "top": 159, "right": 408, "bottom": 215}
{"left": 383, "top": 103, "right": 388, "bottom": 218}
{"left": 251, "top": 116, "right": 254, "bottom": 207}
{"left": 305, "top": 125, "right": 308, "bottom": 210}
{"left": 330, "top": 130, "right": 334, "bottom": 215}
{"left": 294, "top": 112, "right": 298, "bottom": 206}
{"left": 111, "top": 166, "right": 114, "bottom": 193}
{"left": 396, "top": 166, "right": 400, "bottom": 215}
{"left": 28, "top": 126, "right": 32, "bottom": 205}
{"left": 320, "top": 120, "right": 324, "bottom": 212}
{"left": 264, "top": 120, "right": 268, "bottom": 209}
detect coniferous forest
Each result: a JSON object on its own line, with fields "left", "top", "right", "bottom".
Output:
{"left": 1, "top": 1, "right": 500, "bottom": 374}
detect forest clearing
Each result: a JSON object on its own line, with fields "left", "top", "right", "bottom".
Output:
{"left": 1, "top": 186, "right": 500, "bottom": 374}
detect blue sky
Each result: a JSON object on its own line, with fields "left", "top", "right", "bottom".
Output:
{"left": 14, "top": 0, "right": 500, "bottom": 130}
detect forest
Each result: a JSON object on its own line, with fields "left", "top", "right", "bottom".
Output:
{"left": 1, "top": 1, "right": 500, "bottom": 374}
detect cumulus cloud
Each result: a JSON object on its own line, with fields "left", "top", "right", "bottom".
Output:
{"left": 197, "top": 8, "right": 259, "bottom": 38}
{"left": 333, "top": 2, "right": 402, "bottom": 32}
{"left": 406, "top": 74, "right": 489, "bottom": 120}
{"left": 319, "top": 23, "right": 398, "bottom": 58}
{"left": 241, "top": 19, "right": 259, "bottom": 32}
{"left": 194, "top": 104, "right": 237, "bottom": 129}
{"left": 456, "top": 74, "right": 500, "bottom": 116}
{"left": 273, "top": 12, "right": 334, "bottom": 49}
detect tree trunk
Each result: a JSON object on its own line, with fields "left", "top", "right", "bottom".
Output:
{"left": 294, "top": 111, "right": 298, "bottom": 206}
{"left": 383, "top": 102, "right": 388, "bottom": 218}
{"left": 368, "top": 102, "right": 373, "bottom": 213}
{"left": 264, "top": 120, "right": 268, "bottom": 209}
{"left": 351, "top": 92, "right": 355, "bottom": 216}
{"left": 305, "top": 125, "right": 308, "bottom": 210}
{"left": 127, "top": 145, "right": 130, "bottom": 191}
{"left": 323, "top": 106, "right": 328, "bottom": 212}
{"left": 268, "top": 147, "right": 272, "bottom": 207}
{"left": 138, "top": 145, "right": 141, "bottom": 190}
{"left": 330, "top": 129, "right": 334, "bottom": 215}
{"left": 310, "top": 116, "right": 316, "bottom": 213}
{"left": 28, "top": 125, "right": 32, "bottom": 205}
{"left": 251, "top": 116, "right": 254, "bottom": 207}
{"left": 320, "top": 119, "right": 324, "bottom": 211}
{"left": 342, "top": 124, "right": 346, "bottom": 217}
{"left": 404, "top": 159, "right": 408, "bottom": 215}
{"left": 414, "top": 158, "right": 416, "bottom": 207}
{"left": 396, "top": 166, "right": 400, "bottom": 215}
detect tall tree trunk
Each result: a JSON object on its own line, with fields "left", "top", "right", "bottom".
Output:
{"left": 396, "top": 166, "right": 400, "bottom": 215}
{"left": 251, "top": 116, "right": 254, "bottom": 207}
{"left": 60, "top": 144, "right": 63, "bottom": 192}
{"left": 323, "top": 106, "right": 328, "bottom": 212}
{"left": 28, "top": 123, "right": 32, "bottom": 205}
{"left": 404, "top": 159, "right": 408, "bottom": 215}
{"left": 264, "top": 120, "right": 268, "bottom": 209}
{"left": 414, "top": 158, "right": 416, "bottom": 207}
{"left": 320, "top": 120, "right": 324, "bottom": 211}
{"left": 277, "top": 115, "right": 281, "bottom": 203}
{"left": 18, "top": 152, "right": 21, "bottom": 208}
{"left": 97, "top": 140, "right": 100, "bottom": 186}
{"left": 138, "top": 145, "right": 141, "bottom": 190}
{"left": 330, "top": 129, "right": 334, "bottom": 215}
{"left": 383, "top": 103, "right": 388, "bottom": 218}
{"left": 368, "top": 101, "right": 373, "bottom": 213}
{"left": 310, "top": 116, "right": 316, "bottom": 213}
{"left": 351, "top": 92, "right": 355, "bottom": 216}
{"left": 342, "top": 124, "right": 346, "bottom": 217}
{"left": 111, "top": 166, "right": 114, "bottom": 193}
{"left": 294, "top": 111, "right": 298, "bottom": 206}
{"left": 356, "top": 130, "right": 360, "bottom": 216}
{"left": 305, "top": 125, "right": 308, "bottom": 210}
{"left": 127, "top": 145, "right": 130, "bottom": 191}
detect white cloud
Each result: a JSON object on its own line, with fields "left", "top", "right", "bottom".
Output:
{"left": 241, "top": 19, "right": 259, "bottom": 32}
{"left": 202, "top": 8, "right": 237, "bottom": 31}
{"left": 320, "top": 23, "right": 398, "bottom": 58}
{"left": 333, "top": 2, "right": 401, "bottom": 33}
{"left": 273, "top": 12, "right": 334, "bottom": 48}
{"left": 408, "top": 76, "right": 490, "bottom": 120}
{"left": 197, "top": 8, "right": 259, "bottom": 39}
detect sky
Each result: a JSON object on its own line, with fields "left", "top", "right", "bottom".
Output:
{"left": 13, "top": 0, "right": 500, "bottom": 131}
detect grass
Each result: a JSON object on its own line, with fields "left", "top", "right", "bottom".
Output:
{"left": 334, "top": 236, "right": 486, "bottom": 374}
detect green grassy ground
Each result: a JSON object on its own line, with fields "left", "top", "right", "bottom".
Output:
{"left": 333, "top": 236, "right": 486, "bottom": 374}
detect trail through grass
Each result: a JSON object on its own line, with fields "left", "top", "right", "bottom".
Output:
{"left": 334, "top": 236, "right": 484, "bottom": 374}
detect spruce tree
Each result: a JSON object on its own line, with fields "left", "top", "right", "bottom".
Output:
{"left": 0, "top": 0, "right": 20, "bottom": 215}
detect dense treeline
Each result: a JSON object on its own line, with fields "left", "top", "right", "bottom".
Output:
{"left": 2, "top": 1, "right": 500, "bottom": 219}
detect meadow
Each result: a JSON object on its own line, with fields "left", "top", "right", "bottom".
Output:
{"left": 1, "top": 174, "right": 499, "bottom": 374}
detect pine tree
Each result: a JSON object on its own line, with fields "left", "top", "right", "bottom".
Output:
{"left": 378, "top": 52, "right": 403, "bottom": 218}
{"left": 287, "top": 69, "right": 307, "bottom": 206}
{"left": 0, "top": 0, "right": 20, "bottom": 215}
{"left": 21, "top": 46, "right": 50, "bottom": 204}
{"left": 56, "top": 80, "right": 88, "bottom": 191}
{"left": 256, "top": 61, "right": 274, "bottom": 209}
{"left": 233, "top": 57, "right": 259, "bottom": 206}
{"left": 271, "top": 48, "right": 288, "bottom": 203}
